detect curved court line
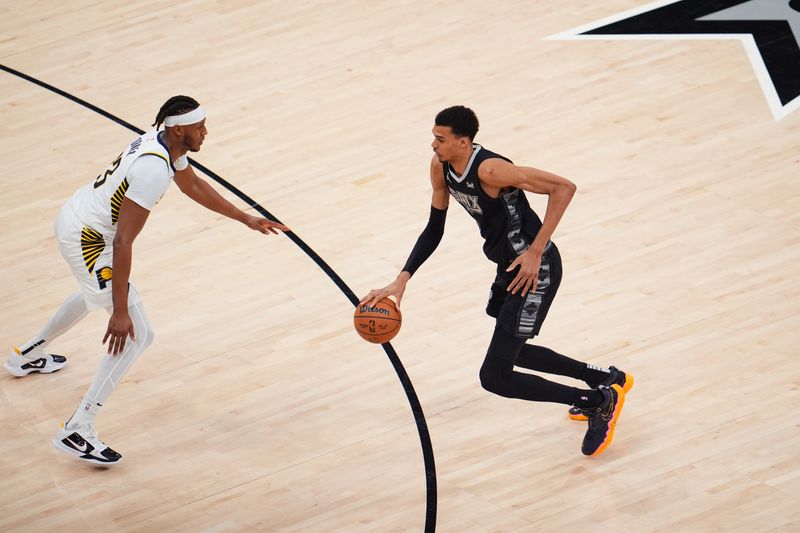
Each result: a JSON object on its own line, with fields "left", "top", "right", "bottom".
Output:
{"left": 1, "top": 63, "right": 437, "bottom": 533}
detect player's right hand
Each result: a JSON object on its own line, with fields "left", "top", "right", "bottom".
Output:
{"left": 244, "top": 214, "right": 289, "bottom": 235}
{"left": 360, "top": 273, "right": 410, "bottom": 308}
{"left": 103, "top": 310, "right": 136, "bottom": 356}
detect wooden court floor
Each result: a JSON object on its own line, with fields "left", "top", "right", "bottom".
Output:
{"left": 1, "top": 1, "right": 799, "bottom": 531}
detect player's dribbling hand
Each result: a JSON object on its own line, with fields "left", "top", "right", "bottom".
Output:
{"left": 245, "top": 214, "right": 289, "bottom": 235}
{"left": 103, "top": 311, "right": 136, "bottom": 356}
{"left": 506, "top": 249, "right": 542, "bottom": 297}
{"left": 360, "top": 273, "right": 409, "bottom": 308}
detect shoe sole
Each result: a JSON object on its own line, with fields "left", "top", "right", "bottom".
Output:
{"left": 4, "top": 361, "right": 67, "bottom": 377}
{"left": 588, "top": 384, "right": 626, "bottom": 457}
{"left": 52, "top": 438, "right": 122, "bottom": 466}
{"left": 568, "top": 372, "right": 634, "bottom": 422}
{"left": 622, "top": 373, "right": 634, "bottom": 394}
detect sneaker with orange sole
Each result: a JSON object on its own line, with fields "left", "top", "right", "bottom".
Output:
{"left": 568, "top": 366, "right": 633, "bottom": 421}
{"left": 580, "top": 384, "right": 626, "bottom": 457}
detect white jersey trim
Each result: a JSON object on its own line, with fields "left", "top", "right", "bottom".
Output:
{"left": 447, "top": 144, "right": 482, "bottom": 183}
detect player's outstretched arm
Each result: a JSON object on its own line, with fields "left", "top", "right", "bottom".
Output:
{"left": 360, "top": 157, "right": 449, "bottom": 307}
{"left": 173, "top": 166, "right": 289, "bottom": 235}
{"left": 479, "top": 159, "right": 576, "bottom": 297}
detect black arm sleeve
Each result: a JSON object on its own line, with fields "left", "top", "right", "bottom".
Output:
{"left": 402, "top": 206, "right": 447, "bottom": 277}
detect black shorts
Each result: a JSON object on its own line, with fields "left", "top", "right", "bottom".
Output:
{"left": 486, "top": 243, "right": 563, "bottom": 339}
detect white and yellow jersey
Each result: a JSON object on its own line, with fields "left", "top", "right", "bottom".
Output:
{"left": 62, "top": 129, "right": 188, "bottom": 242}
{"left": 57, "top": 130, "right": 188, "bottom": 287}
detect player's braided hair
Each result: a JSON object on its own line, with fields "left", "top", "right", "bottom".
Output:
{"left": 152, "top": 95, "right": 200, "bottom": 129}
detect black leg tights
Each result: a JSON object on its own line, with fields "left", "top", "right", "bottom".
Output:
{"left": 515, "top": 345, "right": 586, "bottom": 380}
{"left": 479, "top": 325, "right": 599, "bottom": 406}
{"left": 518, "top": 345, "right": 614, "bottom": 386}
{"left": 480, "top": 327, "right": 603, "bottom": 407}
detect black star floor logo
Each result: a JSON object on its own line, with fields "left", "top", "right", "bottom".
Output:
{"left": 548, "top": 1, "right": 800, "bottom": 120}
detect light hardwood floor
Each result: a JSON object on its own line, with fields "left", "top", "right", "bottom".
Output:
{"left": 1, "top": 1, "right": 799, "bottom": 531}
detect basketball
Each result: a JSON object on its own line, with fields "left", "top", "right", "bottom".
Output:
{"left": 353, "top": 298, "right": 402, "bottom": 344}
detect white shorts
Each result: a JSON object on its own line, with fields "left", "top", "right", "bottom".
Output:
{"left": 55, "top": 206, "right": 141, "bottom": 311}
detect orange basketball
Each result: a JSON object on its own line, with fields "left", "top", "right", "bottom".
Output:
{"left": 354, "top": 297, "right": 402, "bottom": 344}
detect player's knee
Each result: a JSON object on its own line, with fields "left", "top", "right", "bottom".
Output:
{"left": 479, "top": 361, "right": 511, "bottom": 397}
{"left": 139, "top": 325, "right": 155, "bottom": 350}
{"left": 132, "top": 320, "right": 155, "bottom": 351}
{"left": 129, "top": 305, "right": 155, "bottom": 351}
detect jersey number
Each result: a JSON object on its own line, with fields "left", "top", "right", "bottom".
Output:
{"left": 93, "top": 154, "right": 123, "bottom": 189}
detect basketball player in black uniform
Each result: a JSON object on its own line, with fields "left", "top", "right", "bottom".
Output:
{"left": 361, "top": 106, "right": 633, "bottom": 456}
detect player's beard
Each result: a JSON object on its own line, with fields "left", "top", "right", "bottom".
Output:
{"left": 184, "top": 136, "right": 201, "bottom": 153}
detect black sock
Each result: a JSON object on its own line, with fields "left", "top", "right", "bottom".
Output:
{"left": 572, "top": 389, "right": 604, "bottom": 409}
{"left": 579, "top": 364, "right": 612, "bottom": 386}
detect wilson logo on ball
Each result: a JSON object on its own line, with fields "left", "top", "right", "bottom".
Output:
{"left": 354, "top": 297, "right": 402, "bottom": 344}
{"left": 359, "top": 304, "right": 390, "bottom": 315}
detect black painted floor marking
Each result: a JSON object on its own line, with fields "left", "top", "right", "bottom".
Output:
{"left": 1, "top": 63, "right": 437, "bottom": 533}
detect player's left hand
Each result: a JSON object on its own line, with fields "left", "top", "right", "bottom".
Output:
{"left": 244, "top": 214, "right": 289, "bottom": 235}
{"left": 506, "top": 249, "right": 542, "bottom": 297}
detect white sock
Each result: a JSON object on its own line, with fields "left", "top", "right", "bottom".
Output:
{"left": 19, "top": 292, "right": 88, "bottom": 359}
{"left": 66, "top": 302, "right": 155, "bottom": 430}
{"left": 66, "top": 398, "right": 101, "bottom": 429}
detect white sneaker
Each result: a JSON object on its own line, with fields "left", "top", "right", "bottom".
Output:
{"left": 4, "top": 347, "right": 68, "bottom": 377}
{"left": 53, "top": 423, "right": 122, "bottom": 465}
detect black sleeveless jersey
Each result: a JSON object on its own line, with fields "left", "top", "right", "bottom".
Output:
{"left": 443, "top": 144, "right": 546, "bottom": 264}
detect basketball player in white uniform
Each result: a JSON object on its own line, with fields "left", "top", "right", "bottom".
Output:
{"left": 5, "top": 96, "right": 288, "bottom": 465}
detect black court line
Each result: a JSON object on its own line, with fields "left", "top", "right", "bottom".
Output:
{"left": 1, "top": 63, "right": 437, "bottom": 533}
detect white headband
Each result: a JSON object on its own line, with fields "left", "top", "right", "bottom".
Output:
{"left": 164, "top": 106, "right": 206, "bottom": 127}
